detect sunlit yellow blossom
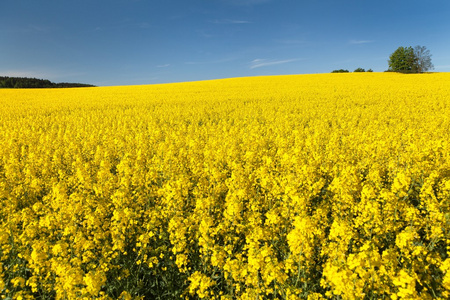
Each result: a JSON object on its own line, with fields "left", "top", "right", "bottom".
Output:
{"left": 11, "top": 277, "right": 25, "bottom": 288}
{"left": 188, "top": 271, "right": 214, "bottom": 298}
{"left": 83, "top": 270, "right": 106, "bottom": 296}
{"left": 1, "top": 73, "right": 450, "bottom": 298}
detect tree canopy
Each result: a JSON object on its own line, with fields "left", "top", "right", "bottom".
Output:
{"left": 331, "top": 69, "right": 350, "bottom": 73}
{"left": 413, "top": 45, "right": 434, "bottom": 73}
{"left": 0, "top": 76, "right": 95, "bottom": 88}
{"left": 387, "top": 45, "right": 434, "bottom": 73}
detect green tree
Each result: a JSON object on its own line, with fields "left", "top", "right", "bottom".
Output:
{"left": 331, "top": 69, "right": 349, "bottom": 73}
{"left": 0, "top": 76, "right": 95, "bottom": 88}
{"left": 354, "top": 68, "right": 365, "bottom": 72}
{"left": 388, "top": 45, "right": 433, "bottom": 73}
{"left": 388, "top": 46, "right": 417, "bottom": 73}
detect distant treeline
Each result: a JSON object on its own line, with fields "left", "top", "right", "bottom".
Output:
{"left": 331, "top": 68, "right": 373, "bottom": 73}
{"left": 0, "top": 76, "right": 95, "bottom": 88}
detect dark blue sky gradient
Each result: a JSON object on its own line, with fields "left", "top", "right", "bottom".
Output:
{"left": 1, "top": 0, "right": 449, "bottom": 85}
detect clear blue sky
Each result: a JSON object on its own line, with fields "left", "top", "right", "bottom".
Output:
{"left": 1, "top": 0, "right": 449, "bottom": 86}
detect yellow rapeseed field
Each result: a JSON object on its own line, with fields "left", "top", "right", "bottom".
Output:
{"left": 1, "top": 73, "right": 450, "bottom": 299}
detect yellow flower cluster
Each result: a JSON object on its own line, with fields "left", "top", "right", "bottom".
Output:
{"left": 1, "top": 73, "right": 450, "bottom": 299}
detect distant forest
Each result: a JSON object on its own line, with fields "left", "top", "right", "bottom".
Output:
{"left": 0, "top": 76, "right": 95, "bottom": 88}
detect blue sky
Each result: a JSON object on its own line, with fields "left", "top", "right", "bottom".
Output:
{"left": 1, "top": 0, "right": 449, "bottom": 86}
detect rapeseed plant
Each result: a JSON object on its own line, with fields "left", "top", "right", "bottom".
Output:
{"left": 0, "top": 73, "right": 450, "bottom": 299}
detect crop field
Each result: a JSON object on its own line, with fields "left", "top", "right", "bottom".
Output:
{"left": 1, "top": 73, "right": 450, "bottom": 299}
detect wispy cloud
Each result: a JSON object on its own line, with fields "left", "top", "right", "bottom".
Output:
{"left": 138, "top": 22, "right": 151, "bottom": 29}
{"left": 349, "top": 39, "right": 374, "bottom": 44}
{"left": 29, "top": 25, "right": 51, "bottom": 32}
{"left": 222, "top": 0, "right": 272, "bottom": 6}
{"left": 274, "top": 39, "right": 307, "bottom": 45}
{"left": 0, "top": 24, "right": 52, "bottom": 34}
{"left": 435, "top": 64, "right": 450, "bottom": 70}
{"left": 249, "top": 58, "right": 298, "bottom": 69}
{"left": 196, "top": 29, "right": 215, "bottom": 38}
{"left": 156, "top": 64, "right": 170, "bottom": 68}
{"left": 94, "top": 21, "right": 151, "bottom": 32}
{"left": 211, "top": 19, "right": 252, "bottom": 24}
{"left": 185, "top": 57, "right": 237, "bottom": 65}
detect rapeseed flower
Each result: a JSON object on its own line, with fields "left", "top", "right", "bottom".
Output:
{"left": 1, "top": 73, "right": 450, "bottom": 298}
